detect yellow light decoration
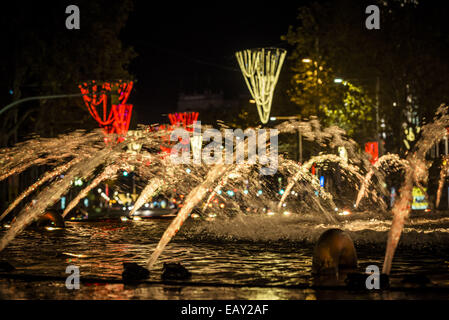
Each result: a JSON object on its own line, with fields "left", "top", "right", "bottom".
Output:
{"left": 235, "top": 48, "right": 286, "bottom": 124}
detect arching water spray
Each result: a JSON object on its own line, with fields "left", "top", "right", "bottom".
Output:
{"left": 0, "top": 158, "right": 48, "bottom": 182}
{"left": 62, "top": 163, "right": 121, "bottom": 218}
{"left": 383, "top": 104, "right": 449, "bottom": 274}
{"left": 382, "top": 168, "right": 414, "bottom": 275}
{"left": 0, "top": 148, "right": 113, "bottom": 252}
{"left": 147, "top": 164, "right": 231, "bottom": 269}
{"left": 355, "top": 154, "right": 406, "bottom": 208}
{"left": 201, "top": 165, "right": 246, "bottom": 213}
{"left": 0, "top": 130, "right": 101, "bottom": 182}
{"left": 0, "top": 157, "right": 84, "bottom": 222}
{"left": 128, "top": 178, "right": 165, "bottom": 216}
{"left": 436, "top": 155, "right": 449, "bottom": 208}
{"left": 277, "top": 154, "right": 365, "bottom": 222}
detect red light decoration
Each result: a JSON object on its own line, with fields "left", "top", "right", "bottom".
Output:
{"left": 365, "top": 142, "right": 379, "bottom": 164}
{"left": 112, "top": 104, "right": 133, "bottom": 141}
{"left": 168, "top": 112, "right": 199, "bottom": 131}
{"left": 78, "top": 80, "right": 134, "bottom": 140}
{"left": 151, "top": 112, "right": 200, "bottom": 156}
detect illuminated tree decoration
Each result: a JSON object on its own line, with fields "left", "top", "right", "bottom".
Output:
{"left": 168, "top": 112, "right": 199, "bottom": 131}
{"left": 78, "top": 80, "right": 134, "bottom": 139}
{"left": 235, "top": 48, "right": 286, "bottom": 124}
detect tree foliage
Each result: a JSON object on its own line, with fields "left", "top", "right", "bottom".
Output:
{"left": 283, "top": 0, "right": 449, "bottom": 152}
{"left": 0, "top": 0, "right": 136, "bottom": 145}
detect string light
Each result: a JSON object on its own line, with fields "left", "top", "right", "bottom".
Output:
{"left": 235, "top": 48, "right": 286, "bottom": 124}
{"left": 78, "top": 80, "right": 134, "bottom": 140}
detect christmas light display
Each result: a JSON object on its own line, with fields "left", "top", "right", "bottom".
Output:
{"left": 112, "top": 104, "right": 133, "bottom": 141}
{"left": 365, "top": 142, "right": 379, "bottom": 164}
{"left": 160, "top": 112, "right": 200, "bottom": 155}
{"left": 168, "top": 112, "right": 199, "bottom": 130}
{"left": 235, "top": 48, "right": 286, "bottom": 124}
{"left": 78, "top": 80, "right": 134, "bottom": 139}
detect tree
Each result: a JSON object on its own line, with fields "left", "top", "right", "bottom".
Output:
{"left": 283, "top": 0, "right": 449, "bottom": 153}
{"left": 0, "top": 0, "right": 137, "bottom": 211}
{"left": 0, "top": 0, "right": 137, "bottom": 145}
{"left": 282, "top": 1, "right": 377, "bottom": 144}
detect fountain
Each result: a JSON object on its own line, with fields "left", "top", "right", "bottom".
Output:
{"left": 1, "top": 105, "right": 449, "bottom": 289}
{"left": 352, "top": 104, "right": 449, "bottom": 274}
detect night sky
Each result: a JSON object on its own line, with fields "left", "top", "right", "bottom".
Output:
{"left": 122, "top": 2, "right": 305, "bottom": 124}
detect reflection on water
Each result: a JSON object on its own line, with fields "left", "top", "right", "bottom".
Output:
{"left": 1, "top": 217, "right": 449, "bottom": 300}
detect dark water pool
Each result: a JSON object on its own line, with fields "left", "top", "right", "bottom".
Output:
{"left": 1, "top": 217, "right": 449, "bottom": 299}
